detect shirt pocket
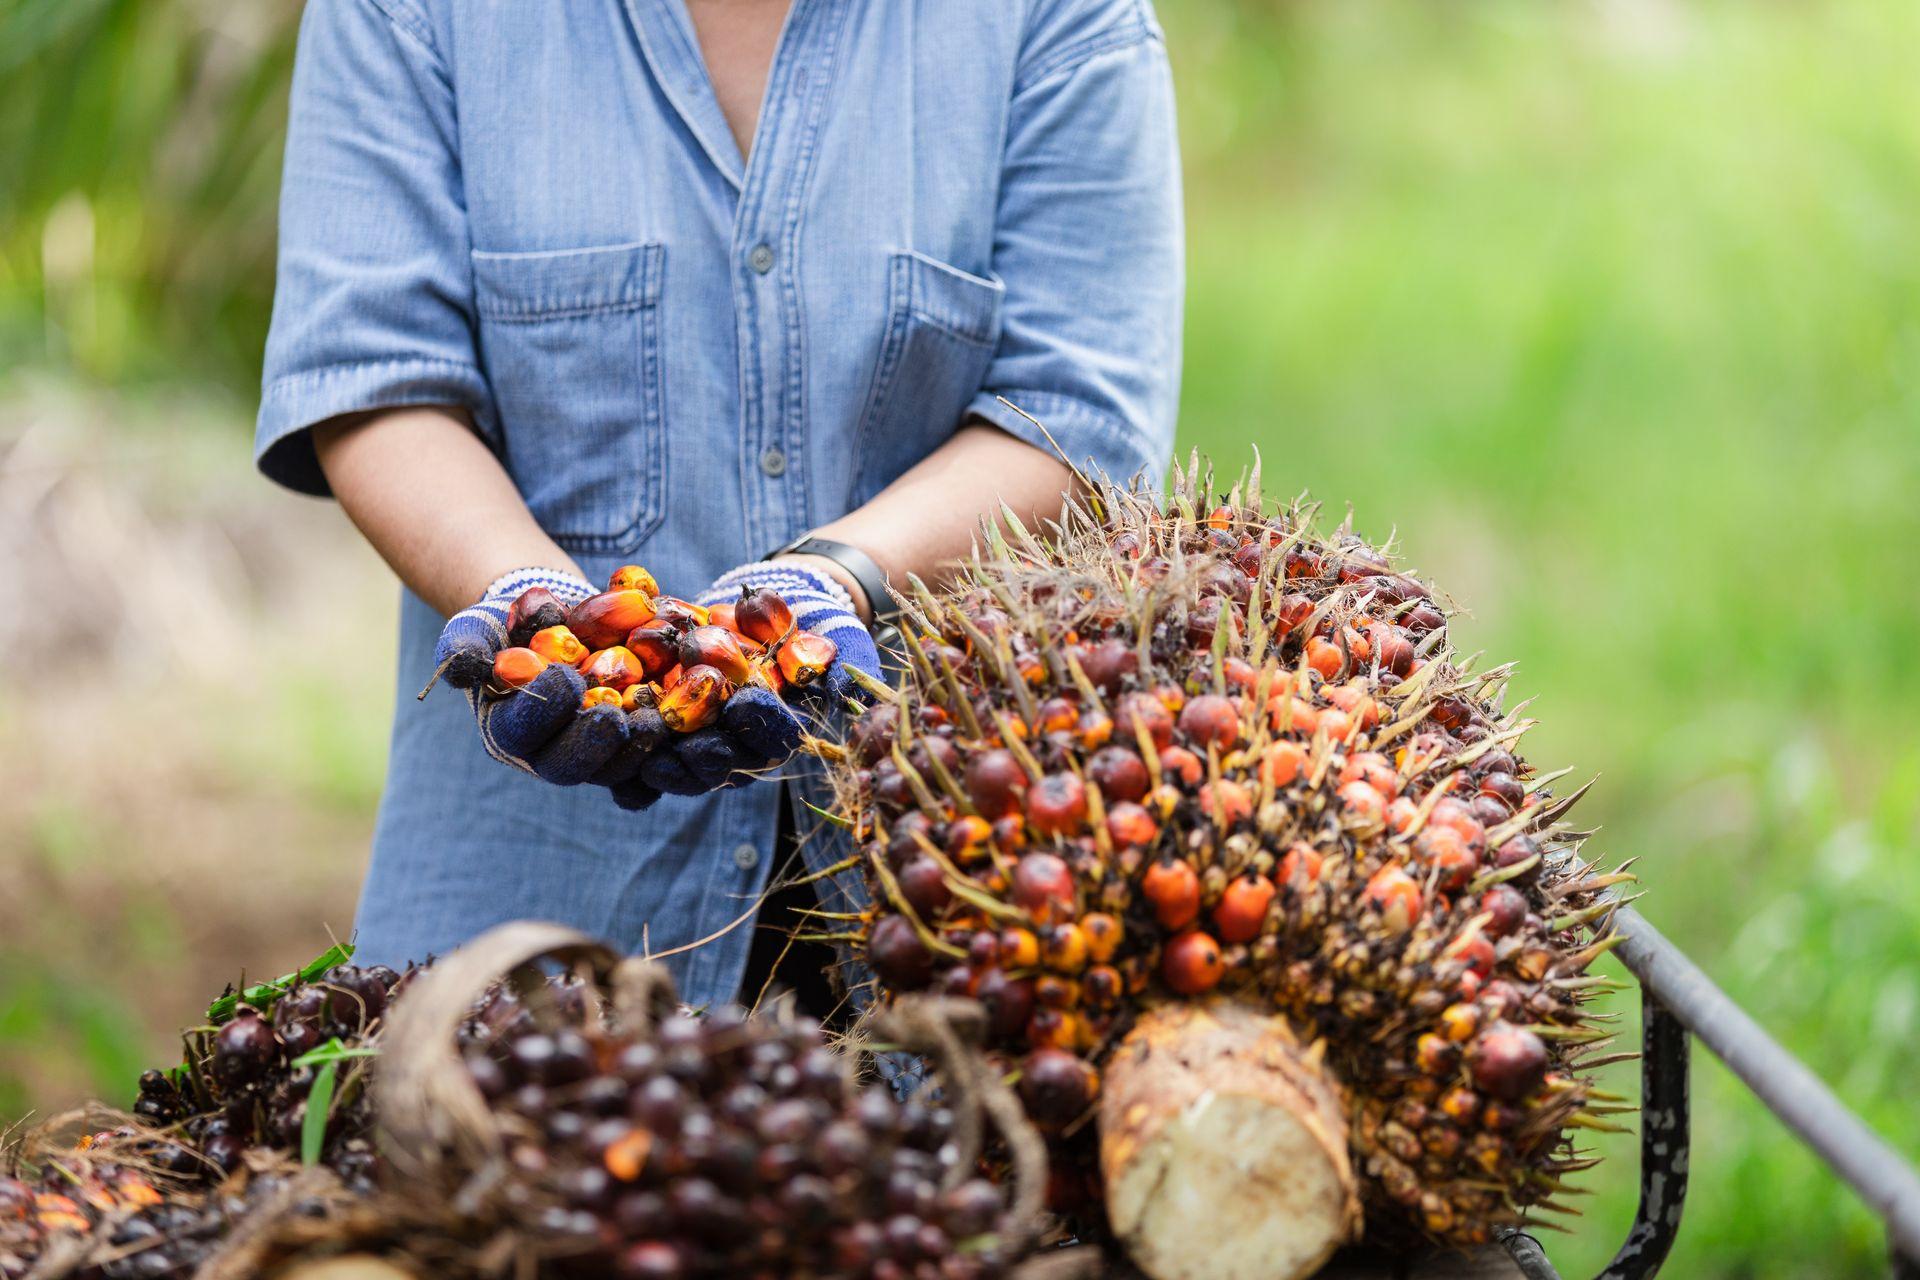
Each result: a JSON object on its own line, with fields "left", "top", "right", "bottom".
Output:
{"left": 849, "top": 251, "right": 1006, "bottom": 507}
{"left": 471, "top": 242, "right": 667, "bottom": 554}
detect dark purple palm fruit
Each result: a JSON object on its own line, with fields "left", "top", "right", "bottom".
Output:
{"left": 211, "top": 1011, "right": 281, "bottom": 1089}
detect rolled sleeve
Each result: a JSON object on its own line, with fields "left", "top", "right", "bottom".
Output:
{"left": 972, "top": 5, "right": 1184, "bottom": 486}
{"left": 255, "top": 0, "right": 490, "bottom": 497}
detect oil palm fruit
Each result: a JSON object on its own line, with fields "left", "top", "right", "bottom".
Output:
{"left": 837, "top": 459, "right": 1632, "bottom": 1258}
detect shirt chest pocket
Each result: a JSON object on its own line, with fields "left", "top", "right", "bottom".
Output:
{"left": 849, "top": 251, "right": 1006, "bottom": 507}
{"left": 471, "top": 242, "right": 667, "bottom": 554}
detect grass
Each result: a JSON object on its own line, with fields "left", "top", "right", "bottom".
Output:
{"left": 3, "top": 0, "right": 1917, "bottom": 1274}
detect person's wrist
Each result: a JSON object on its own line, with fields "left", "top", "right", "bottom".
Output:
{"left": 773, "top": 551, "right": 872, "bottom": 624}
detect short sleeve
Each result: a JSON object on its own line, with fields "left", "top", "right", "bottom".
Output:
{"left": 966, "top": 2, "right": 1183, "bottom": 487}
{"left": 255, "top": 0, "right": 490, "bottom": 497}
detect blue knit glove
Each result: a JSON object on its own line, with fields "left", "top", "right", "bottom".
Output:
{"left": 433, "top": 567, "right": 645, "bottom": 792}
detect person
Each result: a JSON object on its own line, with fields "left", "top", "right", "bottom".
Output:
{"left": 254, "top": 0, "right": 1183, "bottom": 1012}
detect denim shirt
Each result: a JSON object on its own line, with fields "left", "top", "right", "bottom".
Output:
{"left": 255, "top": 0, "right": 1183, "bottom": 1005}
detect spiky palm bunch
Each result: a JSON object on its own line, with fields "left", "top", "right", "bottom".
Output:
{"left": 835, "top": 458, "right": 1634, "bottom": 1247}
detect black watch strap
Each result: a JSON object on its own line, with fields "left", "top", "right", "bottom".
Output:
{"left": 763, "top": 534, "right": 903, "bottom": 627}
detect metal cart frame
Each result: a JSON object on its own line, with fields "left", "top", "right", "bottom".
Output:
{"left": 1497, "top": 908, "right": 1920, "bottom": 1279}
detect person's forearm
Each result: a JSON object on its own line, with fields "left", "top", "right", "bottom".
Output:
{"left": 787, "top": 421, "right": 1078, "bottom": 621}
{"left": 313, "top": 407, "right": 584, "bottom": 618}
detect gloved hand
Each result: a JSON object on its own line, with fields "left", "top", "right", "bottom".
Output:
{"left": 433, "top": 567, "right": 646, "bottom": 793}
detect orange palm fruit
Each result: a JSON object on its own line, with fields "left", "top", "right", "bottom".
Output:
{"left": 582, "top": 646, "right": 645, "bottom": 691}
{"left": 1212, "top": 873, "right": 1276, "bottom": 943}
{"left": 1364, "top": 865, "right": 1423, "bottom": 932}
{"left": 507, "top": 587, "right": 568, "bottom": 647}
{"left": 1141, "top": 856, "right": 1201, "bottom": 929}
{"left": 607, "top": 564, "right": 659, "bottom": 595}
{"left": 652, "top": 596, "right": 711, "bottom": 630}
{"left": 529, "top": 625, "right": 590, "bottom": 668}
{"left": 707, "top": 601, "right": 739, "bottom": 633}
{"left": 1306, "top": 636, "right": 1345, "bottom": 680}
{"left": 491, "top": 646, "right": 549, "bottom": 691}
{"left": 658, "top": 663, "right": 733, "bottom": 732}
{"left": 1277, "top": 840, "right": 1324, "bottom": 887}
{"left": 1042, "top": 922, "right": 1090, "bottom": 973}
{"left": 750, "top": 655, "right": 788, "bottom": 695}
{"left": 624, "top": 619, "right": 681, "bottom": 677}
{"left": 1260, "top": 740, "right": 1307, "bottom": 788}
{"left": 582, "top": 686, "right": 623, "bottom": 709}
{"left": 775, "top": 630, "right": 838, "bottom": 686}
{"left": 566, "top": 590, "right": 656, "bottom": 650}
{"left": 1199, "top": 778, "right": 1253, "bottom": 826}
{"left": 620, "top": 683, "right": 656, "bottom": 712}
{"left": 735, "top": 586, "right": 795, "bottom": 644}
{"left": 1161, "top": 929, "right": 1225, "bottom": 995}
{"left": 678, "top": 625, "right": 753, "bottom": 684}
{"left": 999, "top": 926, "right": 1041, "bottom": 969}
{"left": 1080, "top": 912, "right": 1123, "bottom": 962}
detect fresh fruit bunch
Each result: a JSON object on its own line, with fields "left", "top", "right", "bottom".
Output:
{"left": 1, "top": 1147, "right": 166, "bottom": 1280}
{"left": 455, "top": 1004, "right": 1034, "bottom": 1279}
{"left": 836, "top": 463, "right": 1633, "bottom": 1248}
{"left": 130, "top": 947, "right": 408, "bottom": 1190}
{"left": 490, "top": 566, "right": 840, "bottom": 727}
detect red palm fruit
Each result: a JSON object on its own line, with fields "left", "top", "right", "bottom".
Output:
{"left": 1034, "top": 696, "right": 1079, "bottom": 735}
{"left": 1479, "top": 770, "right": 1526, "bottom": 811}
{"left": 625, "top": 619, "right": 682, "bottom": 677}
{"left": 1364, "top": 866, "right": 1423, "bottom": 932}
{"left": 1011, "top": 852, "right": 1076, "bottom": 922}
{"left": 1199, "top": 779, "right": 1253, "bottom": 826}
{"left": 1081, "top": 912, "right": 1123, "bottom": 962}
{"left": 944, "top": 814, "right": 993, "bottom": 864}
{"left": 491, "top": 646, "right": 549, "bottom": 690}
{"left": 1077, "top": 710, "right": 1115, "bottom": 749}
{"left": 1259, "top": 740, "right": 1307, "bottom": 788}
{"left": 582, "top": 646, "right": 646, "bottom": 692}
{"left": 678, "top": 625, "right": 753, "bottom": 684}
{"left": 1480, "top": 884, "right": 1528, "bottom": 937}
{"left": 1026, "top": 772, "right": 1088, "bottom": 836}
{"left": 775, "top": 631, "right": 838, "bottom": 686}
{"left": 1074, "top": 638, "right": 1137, "bottom": 693}
{"left": 1177, "top": 693, "right": 1241, "bottom": 751}
{"left": 897, "top": 857, "right": 952, "bottom": 918}
{"left": 1141, "top": 857, "right": 1201, "bottom": 929}
{"left": 1086, "top": 745, "right": 1149, "bottom": 803}
{"left": 1161, "top": 929, "right": 1225, "bottom": 995}
{"left": 507, "top": 587, "right": 569, "bottom": 647}
{"left": 1339, "top": 751, "right": 1399, "bottom": 796}
{"left": 1283, "top": 548, "right": 1323, "bottom": 579}
{"left": 991, "top": 814, "right": 1027, "bottom": 854}
{"left": 1429, "top": 798, "right": 1488, "bottom": 854}
{"left": 1231, "top": 540, "right": 1265, "bottom": 577}
{"left": 735, "top": 586, "right": 795, "bottom": 644}
{"left": 1270, "top": 696, "right": 1320, "bottom": 737}
{"left": 1277, "top": 841, "right": 1323, "bottom": 888}
{"left": 1370, "top": 623, "right": 1416, "bottom": 677}
{"left": 1083, "top": 964, "right": 1124, "bottom": 1009}
{"left": 1326, "top": 681, "right": 1383, "bottom": 730}
{"left": 1042, "top": 923, "right": 1090, "bottom": 973}
{"left": 1317, "top": 707, "right": 1355, "bottom": 742}
{"left": 1158, "top": 745, "right": 1204, "bottom": 786}
{"left": 607, "top": 565, "right": 659, "bottom": 595}
{"left": 1114, "top": 691, "right": 1174, "bottom": 751}
{"left": 583, "top": 686, "right": 624, "bottom": 709}
{"left": 1221, "top": 656, "right": 1261, "bottom": 693}
{"left": 1019, "top": 1048, "right": 1099, "bottom": 1133}
{"left": 1273, "top": 591, "right": 1315, "bottom": 633}
{"left": 976, "top": 970, "right": 1035, "bottom": 1039}
{"left": 1305, "top": 637, "right": 1344, "bottom": 681}
{"left": 1341, "top": 623, "right": 1374, "bottom": 664}
{"left": 652, "top": 596, "right": 711, "bottom": 631}
{"left": 658, "top": 664, "right": 733, "bottom": 732}
{"left": 567, "top": 590, "right": 658, "bottom": 650}
{"left": 965, "top": 748, "right": 1029, "bottom": 817}
{"left": 866, "top": 916, "right": 934, "bottom": 991}
{"left": 1492, "top": 833, "right": 1542, "bottom": 871}
{"left": 1417, "top": 825, "right": 1479, "bottom": 891}
{"left": 1104, "top": 801, "right": 1159, "bottom": 849}
{"left": 1449, "top": 934, "right": 1496, "bottom": 979}
{"left": 1386, "top": 796, "right": 1420, "bottom": 834}
{"left": 1469, "top": 1023, "right": 1549, "bottom": 1101}
{"left": 1212, "top": 874, "right": 1276, "bottom": 944}
{"left": 529, "top": 625, "right": 590, "bottom": 668}
{"left": 999, "top": 927, "right": 1041, "bottom": 969}
{"left": 1402, "top": 601, "right": 1446, "bottom": 635}
{"left": 1338, "top": 780, "right": 1386, "bottom": 826}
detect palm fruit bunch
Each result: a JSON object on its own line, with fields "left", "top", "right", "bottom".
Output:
{"left": 490, "top": 565, "right": 839, "bottom": 725}
{"left": 128, "top": 947, "right": 408, "bottom": 1191}
{"left": 449, "top": 1003, "right": 1034, "bottom": 1279}
{"left": 836, "top": 461, "right": 1634, "bottom": 1254}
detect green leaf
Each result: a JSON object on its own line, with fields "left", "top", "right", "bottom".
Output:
{"left": 207, "top": 941, "right": 354, "bottom": 1023}
{"left": 301, "top": 1060, "right": 337, "bottom": 1167}
{"left": 291, "top": 1037, "right": 379, "bottom": 1069}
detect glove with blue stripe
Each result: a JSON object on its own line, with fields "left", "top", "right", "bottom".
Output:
{"left": 433, "top": 567, "right": 640, "bottom": 791}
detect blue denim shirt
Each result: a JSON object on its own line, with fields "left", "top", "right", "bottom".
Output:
{"left": 255, "top": 0, "right": 1182, "bottom": 1005}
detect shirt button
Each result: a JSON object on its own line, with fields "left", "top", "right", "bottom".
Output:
{"left": 748, "top": 243, "right": 775, "bottom": 274}
{"left": 760, "top": 447, "right": 788, "bottom": 478}
{"left": 732, "top": 843, "right": 759, "bottom": 870}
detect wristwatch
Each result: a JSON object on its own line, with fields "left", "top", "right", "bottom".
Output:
{"left": 763, "top": 533, "right": 905, "bottom": 654}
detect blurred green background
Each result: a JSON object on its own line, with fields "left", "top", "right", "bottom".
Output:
{"left": 2, "top": 1, "right": 1916, "bottom": 1276}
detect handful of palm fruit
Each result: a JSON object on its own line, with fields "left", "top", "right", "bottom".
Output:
{"left": 489, "top": 566, "right": 841, "bottom": 730}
